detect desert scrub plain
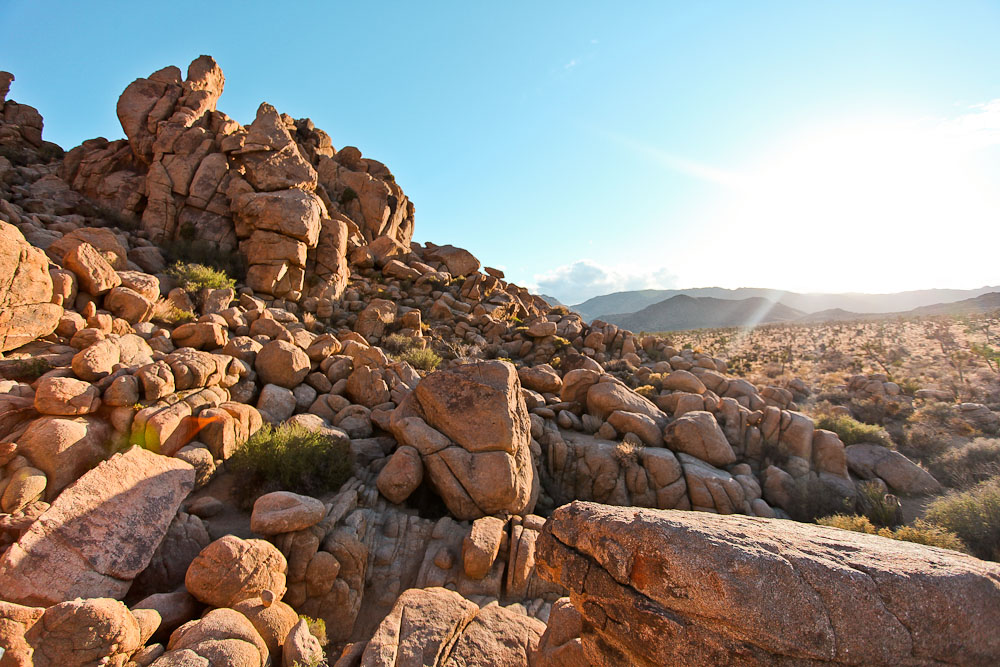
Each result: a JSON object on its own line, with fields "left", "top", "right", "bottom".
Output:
{"left": 0, "top": 56, "right": 999, "bottom": 666}
{"left": 653, "top": 313, "right": 1000, "bottom": 558}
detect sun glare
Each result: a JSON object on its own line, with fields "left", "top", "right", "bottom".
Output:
{"left": 684, "top": 117, "right": 999, "bottom": 293}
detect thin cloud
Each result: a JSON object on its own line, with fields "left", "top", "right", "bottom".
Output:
{"left": 532, "top": 259, "right": 677, "bottom": 305}
{"left": 939, "top": 99, "right": 1000, "bottom": 148}
{"left": 564, "top": 59, "right": 579, "bottom": 70}
{"left": 602, "top": 130, "right": 746, "bottom": 189}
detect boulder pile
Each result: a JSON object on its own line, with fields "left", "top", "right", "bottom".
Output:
{"left": 0, "top": 58, "right": 996, "bottom": 666}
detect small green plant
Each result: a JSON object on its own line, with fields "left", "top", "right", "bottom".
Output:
{"left": 399, "top": 347, "right": 442, "bottom": 372}
{"left": 338, "top": 187, "right": 359, "bottom": 206}
{"left": 817, "top": 514, "right": 967, "bottom": 552}
{"left": 298, "top": 615, "right": 328, "bottom": 647}
{"left": 383, "top": 333, "right": 422, "bottom": 355}
{"left": 635, "top": 384, "right": 658, "bottom": 399}
{"left": 613, "top": 436, "right": 643, "bottom": 466}
{"left": 167, "top": 261, "right": 236, "bottom": 293}
{"left": 8, "top": 357, "right": 51, "bottom": 381}
{"left": 228, "top": 424, "right": 352, "bottom": 508}
{"left": 925, "top": 476, "right": 1000, "bottom": 560}
{"left": 856, "top": 480, "right": 902, "bottom": 527}
{"left": 897, "top": 377, "right": 922, "bottom": 397}
{"left": 164, "top": 240, "right": 248, "bottom": 280}
{"left": 816, "top": 414, "right": 894, "bottom": 448}
{"left": 552, "top": 336, "right": 571, "bottom": 349}
{"left": 151, "top": 299, "right": 195, "bottom": 325}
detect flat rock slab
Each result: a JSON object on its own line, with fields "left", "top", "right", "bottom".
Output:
{"left": 536, "top": 501, "right": 1000, "bottom": 666}
{"left": 0, "top": 446, "right": 194, "bottom": 606}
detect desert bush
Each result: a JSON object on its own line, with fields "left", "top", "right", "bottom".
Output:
{"left": 167, "top": 261, "right": 236, "bottom": 293}
{"left": 383, "top": 333, "right": 420, "bottom": 355}
{"left": 901, "top": 422, "right": 956, "bottom": 461}
{"left": 635, "top": 384, "right": 658, "bottom": 399}
{"left": 0, "top": 143, "right": 32, "bottom": 166}
{"left": 228, "top": 424, "right": 351, "bottom": 508}
{"left": 399, "top": 347, "right": 441, "bottom": 372}
{"left": 164, "top": 239, "right": 247, "bottom": 280}
{"left": 898, "top": 377, "right": 922, "bottom": 396}
{"left": 816, "top": 414, "right": 893, "bottom": 448}
{"left": 6, "top": 357, "right": 51, "bottom": 381}
{"left": 925, "top": 476, "right": 1000, "bottom": 560}
{"left": 818, "top": 514, "right": 967, "bottom": 552}
{"left": 856, "top": 480, "right": 903, "bottom": 527}
{"left": 298, "top": 615, "right": 328, "bottom": 647}
{"left": 613, "top": 436, "right": 643, "bottom": 466}
{"left": 151, "top": 299, "right": 195, "bottom": 325}
{"left": 933, "top": 437, "right": 1000, "bottom": 489}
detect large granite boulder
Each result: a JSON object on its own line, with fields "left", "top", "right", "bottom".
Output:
{"left": 0, "top": 447, "right": 194, "bottom": 606}
{"left": 389, "top": 360, "right": 539, "bottom": 520}
{"left": 359, "top": 587, "right": 544, "bottom": 666}
{"left": 0, "top": 221, "right": 61, "bottom": 352}
{"left": 536, "top": 501, "right": 1000, "bottom": 666}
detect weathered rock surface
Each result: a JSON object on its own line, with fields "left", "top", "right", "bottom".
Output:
{"left": 250, "top": 490, "right": 326, "bottom": 535}
{"left": 390, "top": 360, "right": 539, "bottom": 519}
{"left": 24, "top": 598, "right": 141, "bottom": 667}
{"left": 184, "top": 535, "right": 288, "bottom": 608}
{"left": 359, "top": 587, "right": 544, "bottom": 666}
{"left": 536, "top": 501, "right": 1000, "bottom": 666}
{"left": 0, "top": 221, "right": 61, "bottom": 352}
{"left": 156, "top": 607, "right": 268, "bottom": 667}
{"left": 0, "top": 447, "right": 194, "bottom": 606}
{"left": 846, "top": 443, "right": 943, "bottom": 495}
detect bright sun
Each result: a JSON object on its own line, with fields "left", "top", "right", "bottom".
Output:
{"left": 679, "top": 116, "right": 999, "bottom": 294}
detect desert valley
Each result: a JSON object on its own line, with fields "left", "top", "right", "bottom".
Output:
{"left": 0, "top": 29, "right": 999, "bottom": 667}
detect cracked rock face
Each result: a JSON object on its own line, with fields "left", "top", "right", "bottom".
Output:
{"left": 0, "top": 221, "right": 61, "bottom": 352}
{"left": 535, "top": 501, "right": 1000, "bottom": 666}
{"left": 389, "top": 360, "right": 539, "bottom": 520}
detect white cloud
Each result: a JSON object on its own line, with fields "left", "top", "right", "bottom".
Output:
{"left": 564, "top": 59, "right": 578, "bottom": 70}
{"left": 532, "top": 260, "right": 677, "bottom": 305}
{"left": 939, "top": 99, "right": 1000, "bottom": 148}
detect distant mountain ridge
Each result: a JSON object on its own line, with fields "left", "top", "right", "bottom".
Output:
{"left": 609, "top": 295, "right": 805, "bottom": 332}
{"left": 571, "top": 285, "right": 1000, "bottom": 323}
{"left": 606, "top": 292, "right": 1000, "bottom": 332}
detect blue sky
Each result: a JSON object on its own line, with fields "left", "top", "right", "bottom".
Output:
{"left": 3, "top": 1, "right": 999, "bottom": 304}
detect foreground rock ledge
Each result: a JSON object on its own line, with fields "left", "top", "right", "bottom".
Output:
{"left": 535, "top": 501, "right": 1000, "bottom": 666}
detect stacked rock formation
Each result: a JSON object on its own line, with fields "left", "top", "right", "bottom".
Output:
{"left": 1, "top": 57, "right": 998, "bottom": 667}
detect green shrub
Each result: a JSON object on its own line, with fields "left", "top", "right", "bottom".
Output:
{"left": 933, "top": 438, "right": 1000, "bottom": 489}
{"left": 856, "top": 480, "right": 903, "bottom": 527}
{"left": 339, "top": 187, "right": 359, "bottom": 206}
{"left": 164, "top": 240, "right": 247, "bottom": 280}
{"left": 383, "top": 333, "right": 420, "bottom": 355}
{"left": 7, "top": 357, "right": 51, "bottom": 381}
{"left": 926, "top": 476, "right": 1000, "bottom": 560}
{"left": 228, "top": 424, "right": 352, "bottom": 508}
{"left": 298, "top": 615, "right": 328, "bottom": 647}
{"left": 816, "top": 414, "right": 893, "bottom": 448}
{"left": 151, "top": 299, "right": 195, "bottom": 325}
{"left": 892, "top": 520, "right": 969, "bottom": 552}
{"left": 398, "top": 347, "right": 442, "bottom": 372}
{"left": 167, "top": 261, "right": 236, "bottom": 293}
{"left": 613, "top": 437, "right": 643, "bottom": 466}
{"left": 635, "top": 384, "right": 658, "bottom": 399}
{"left": 818, "top": 514, "right": 967, "bottom": 553}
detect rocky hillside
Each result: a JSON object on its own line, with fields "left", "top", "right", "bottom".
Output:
{"left": 0, "top": 58, "right": 998, "bottom": 666}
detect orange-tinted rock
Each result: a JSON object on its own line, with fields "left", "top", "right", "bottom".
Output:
{"left": 0, "top": 221, "right": 61, "bottom": 352}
